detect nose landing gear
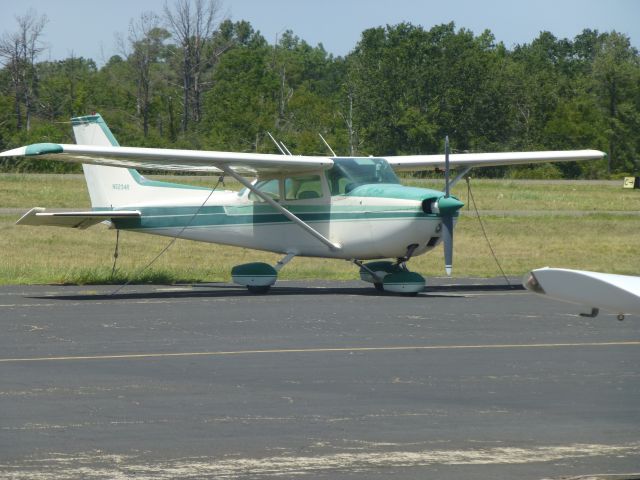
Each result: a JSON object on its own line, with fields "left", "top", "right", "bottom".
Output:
{"left": 354, "top": 244, "right": 425, "bottom": 295}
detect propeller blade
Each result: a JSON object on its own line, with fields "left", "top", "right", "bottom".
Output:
{"left": 442, "top": 135, "right": 456, "bottom": 275}
{"left": 444, "top": 135, "right": 450, "bottom": 198}
{"left": 442, "top": 214, "right": 453, "bottom": 276}
{"left": 437, "top": 196, "right": 463, "bottom": 275}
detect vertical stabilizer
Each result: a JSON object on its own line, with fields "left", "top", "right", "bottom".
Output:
{"left": 73, "top": 114, "right": 136, "bottom": 208}
{"left": 73, "top": 113, "right": 212, "bottom": 209}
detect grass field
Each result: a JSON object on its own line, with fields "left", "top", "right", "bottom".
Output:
{"left": 1, "top": 173, "right": 639, "bottom": 285}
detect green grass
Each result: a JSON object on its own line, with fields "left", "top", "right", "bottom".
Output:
{"left": 402, "top": 177, "right": 640, "bottom": 212}
{"left": 2, "top": 173, "right": 638, "bottom": 211}
{"left": 0, "top": 173, "right": 241, "bottom": 208}
{"left": 1, "top": 174, "right": 639, "bottom": 285}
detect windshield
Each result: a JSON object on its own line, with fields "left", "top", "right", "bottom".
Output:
{"left": 327, "top": 158, "right": 400, "bottom": 195}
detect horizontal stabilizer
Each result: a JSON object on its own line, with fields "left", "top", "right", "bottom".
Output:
{"left": 16, "top": 208, "right": 141, "bottom": 229}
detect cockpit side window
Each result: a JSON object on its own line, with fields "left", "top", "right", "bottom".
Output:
{"left": 248, "top": 178, "right": 281, "bottom": 202}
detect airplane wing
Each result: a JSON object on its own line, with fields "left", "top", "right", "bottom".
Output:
{"left": 16, "top": 207, "right": 141, "bottom": 229}
{"left": 385, "top": 150, "right": 605, "bottom": 171}
{"left": 524, "top": 267, "right": 640, "bottom": 316}
{"left": 1, "top": 143, "right": 605, "bottom": 174}
{"left": 0, "top": 143, "right": 333, "bottom": 175}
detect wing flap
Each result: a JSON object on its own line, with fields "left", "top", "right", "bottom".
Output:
{"left": 17, "top": 208, "right": 141, "bottom": 229}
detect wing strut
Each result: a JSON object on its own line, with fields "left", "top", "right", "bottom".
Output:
{"left": 221, "top": 166, "right": 342, "bottom": 251}
{"left": 448, "top": 166, "right": 472, "bottom": 190}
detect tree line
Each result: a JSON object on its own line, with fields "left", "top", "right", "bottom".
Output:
{"left": 0, "top": 0, "right": 638, "bottom": 178}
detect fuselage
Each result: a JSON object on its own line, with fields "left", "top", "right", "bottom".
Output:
{"left": 108, "top": 158, "right": 460, "bottom": 260}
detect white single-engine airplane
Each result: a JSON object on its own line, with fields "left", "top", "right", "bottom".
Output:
{"left": 1, "top": 114, "right": 605, "bottom": 294}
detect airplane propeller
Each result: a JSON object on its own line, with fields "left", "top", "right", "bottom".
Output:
{"left": 437, "top": 136, "right": 464, "bottom": 276}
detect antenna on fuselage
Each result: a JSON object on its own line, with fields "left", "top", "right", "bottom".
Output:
{"left": 267, "top": 132, "right": 290, "bottom": 156}
{"left": 280, "top": 142, "right": 293, "bottom": 156}
{"left": 318, "top": 133, "right": 336, "bottom": 157}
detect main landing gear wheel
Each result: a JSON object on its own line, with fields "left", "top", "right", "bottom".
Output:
{"left": 247, "top": 285, "right": 271, "bottom": 294}
{"left": 232, "top": 262, "right": 279, "bottom": 294}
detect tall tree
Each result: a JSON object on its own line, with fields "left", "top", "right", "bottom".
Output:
{"left": 38, "top": 55, "right": 97, "bottom": 119}
{"left": 592, "top": 31, "right": 640, "bottom": 174}
{"left": 203, "top": 36, "right": 277, "bottom": 151}
{"left": 347, "top": 23, "right": 508, "bottom": 156}
{"left": 127, "top": 12, "right": 171, "bottom": 137}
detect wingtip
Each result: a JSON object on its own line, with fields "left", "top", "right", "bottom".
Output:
{"left": 1, "top": 143, "right": 65, "bottom": 157}
{"left": 0, "top": 146, "right": 27, "bottom": 157}
{"left": 585, "top": 149, "right": 606, "bottom": 159}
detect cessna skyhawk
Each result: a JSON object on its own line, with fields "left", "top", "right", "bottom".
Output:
{"left": 1, "top": 114, "right": 604, "bottom": 294}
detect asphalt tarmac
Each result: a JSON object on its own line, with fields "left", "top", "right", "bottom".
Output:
{"left": 0, "top": 278, "right": 638, "bottom": 479}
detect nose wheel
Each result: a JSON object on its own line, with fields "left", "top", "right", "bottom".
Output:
{"left": 354, "top": 257, "right": 425, "bottom": 295}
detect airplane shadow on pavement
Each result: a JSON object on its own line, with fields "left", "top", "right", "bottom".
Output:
{"left": 28, "top": 282, "right": 523, "bottom": 302}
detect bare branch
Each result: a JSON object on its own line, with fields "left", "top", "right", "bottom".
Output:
{"left": 0, "top": 9, "right": 48, "bottom": 130}
{"left": 163, "top": 0, "right": 222, "bottom": 131}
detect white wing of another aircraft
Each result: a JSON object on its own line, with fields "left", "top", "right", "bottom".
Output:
{"left": 524, "top": 267, "right": 640, "bottom": 319}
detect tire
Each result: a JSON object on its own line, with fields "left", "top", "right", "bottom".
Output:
{"left": 247, "top": 285, "right": 271, "bottom": 294}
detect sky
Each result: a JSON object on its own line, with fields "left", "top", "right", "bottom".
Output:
{"left": 0, "top": 0, "right": 638, "bottom": 65}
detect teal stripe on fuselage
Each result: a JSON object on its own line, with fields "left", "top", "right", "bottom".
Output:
{"left": 110, "top": 204, "right": 441, "bottom": 230}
